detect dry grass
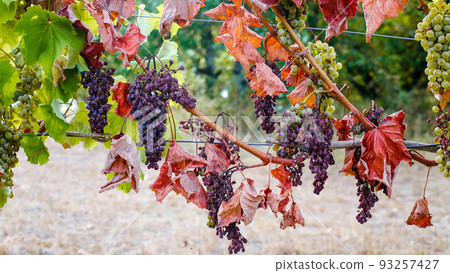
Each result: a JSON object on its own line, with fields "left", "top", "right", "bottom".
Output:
{"left": 0, "top": 139, "right": 449, "bottom": 255}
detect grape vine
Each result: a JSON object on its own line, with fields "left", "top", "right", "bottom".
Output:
{"left": 0, "top": 0, "right": 446, "bottom": 255}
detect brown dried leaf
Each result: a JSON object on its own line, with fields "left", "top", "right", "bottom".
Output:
{"left": 406, "top": 197, "right": 433, "bottom": 228}
{"left": 240, "top": 178, "right": 264, "bottom": 225}
{"left": 280, "top": 201, "right": 305, "bottom": 229}
{"left": 249, "top": 61, "right": 288, "bottom": 97}
{"left": 218, "top": 183, "right": 243, "bottom": 227}
{"left": 264, "top": 33, "right": 289, "bottom": 62}
{"left": 101, "top": 133, "right": 140, "bottom": 193}
{"left": 160, "top": 0, "right": 205, "bottom": 36}
{"left": 175, "top": 171, "right": 208, "bottom": 209}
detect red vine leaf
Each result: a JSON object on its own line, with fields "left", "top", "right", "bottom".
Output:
{"left": 218, "top": 182, "right": 243, "bottom": 227}
{"left": 287, "top": 76, "right": 315, "bottom": 107}
{"left": 150, "top": 161, "right": 175, "bottom": 202}
{"left": 216, "top": 36, "right": 263, "bottom": 72}
{"left": 406, "top": 197, "right": 433, "bottom": 228}
{"left": 264, "top": 33, "right": 289, "bottom": 62}
{"left": 93, "top": 0, "right": 136, "bottom": 20}
{"left": 80, "top": 42, "right": 106, "bottom": 70}
{"left": 249, "top": 62, "right": 288, "bottom": 97}
{"left": 260, "top": 187, "right": 289, "bottom": 217}
{"left": 85, "top": 2, "right": 120, "bottom": 53}
{"left": 271, "top": 165, "right": 292, "bottom": 196}
{"left": 333, "top": 114, "right": 357, "bottom": 141}
{"left": 359, "top": 0, "right": 407, "bottom": 42}
{"left": 101, "top": 133, "right": 140, "bottom": 193}
{"left": 280, "top": 201, "right": 305, "bottom": 229}
{"left": 116, "top": 23, "right": 146, "bottom": 67}
{"left": 248, "top": 0, "right": 280, "bottom": 15}
{"left": 356, "top": 111, "right": 412, "bottom": 197}
{"left": 340, "top": 148, "right": 356, "bottom": 176}
{"left": 166, "top": 141, "right": 208, "bottom": 175}
{"left": 205, "top": 3, "right": 264, "bottom": 71}
{"left": 315, "top": 0, "right": 360, "bottom": 41}
{"left": 111, "top": 82, "right": 132, "bottom": 117}
{"left": 174, "top": 171, "right": 208, "bottom": 209}
{"left": 160, "top": 0, "right": 206, "bottom": 36}
{"left": 204, "top": 143, "right": 231, "bottom": 175}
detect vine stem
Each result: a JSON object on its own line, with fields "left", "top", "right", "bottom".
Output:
{"left": 423, "top": 167, "right": 431, "bottom": 198}
{"left": 0, "top": 48, "right": 20, "bottom": 68}
{"left": 410, "top": 151, "right": 438, "bottom": 167}
{"left": 269, "top": 5, "right": 376, "bottom": 131}
{"left": 133, "top": 55, "right": 299, "bottom": 166}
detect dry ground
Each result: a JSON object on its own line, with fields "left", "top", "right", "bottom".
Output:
{"left": 0, "top": 139, "right": 449, "bottom": 255}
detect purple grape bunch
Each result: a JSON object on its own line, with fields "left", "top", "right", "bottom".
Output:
{"left": 202, "top": 171, "right": 247, "bottom": 254}
{"left": 251, "top": 93, "right": 279, "bottom": 134}
{"left": 300, "top": 106, "right": 335, "bottom": 195}
{"left": 127, "top": 60, "right": 197, "bottom": 170}
{"left": 80, "top": 68, "right": 115, "bottom": 134}
{"left": 352, "top": 148, "right": 379, "bottom": 224}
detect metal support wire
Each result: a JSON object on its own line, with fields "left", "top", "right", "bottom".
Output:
{"left": 267, "top": 137, "right": 441, "bottom": 153}
{"left": 133, "top": 15, "right": 416, "bottom": 41}
{"left": 34, "top": 131, "right": 440, "bottom": 153}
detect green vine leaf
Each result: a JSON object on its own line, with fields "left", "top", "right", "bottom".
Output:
{"left": 21, "top": 133, "right": 50, "bottom": 165}
{"left": 0, "top": 186, "right": 10, "bottom": 208}
{"left": 0, "top": 0, "right": 17, "bottom": 24}
{"left": 68, "top": 101, "right": 98, "bottom": 150}
{"left": 0, "top": 59, "right": 19, "bottom": 106}
{"left": 39, "top": 68, "right": 80, "bottom": 104}
{"left": 0, "top": 20, "right": 21, "bottom": 55}
{"left": 14, "top": 5, "right": 85, "bottom": 82}
{"left": 36, "top": 104, "right": 70, "bottom": 145}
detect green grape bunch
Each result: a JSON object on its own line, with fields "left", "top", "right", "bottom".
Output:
{"left": 276, "top": 0, "right": 308, "bottom": 47}
{"left": 0, "top": 106, "right": 23, "bottom": 191}
{"left": 415, "top": 0, "right": 450, "bottom": 96}
{"left": 15, "top": 66, "right": 42, "bottom": 132}
{"left": 431, "top": 106, "right": 450, "bottom": 177}
{"left": 300, "top": 40, "right": 343, "bottom": 114}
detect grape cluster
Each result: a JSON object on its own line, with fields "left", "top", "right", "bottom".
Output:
{"left": 285, "top": 162, "right": 304, "bottom": 187}
{"left": 273, "top": 104, "right": 334, "bottom": 192}
{"left": 80, "top": 68, "right": 115, "bottom": 134}
{"left": 16, "top": 66, "right": 42, "bottom": 131}
{"left": 430, "top": 106, "right": 450, "bottom": 176}
{"left": 352, "top": 148, "right": 379, "bottom": 224}
{"left": 0, "top": 106, "right": 22, "bottom": 191}
{"left": 202, "top": 171, "right": 247, "bottom": 254}
{"left": 273, "top": 105, "right": 302, "bottom": 159}
{"left": 307, "top": 41, "right": 342, "bottom": 114}
{"left": 300, "top": 106, "right": 335, "bottom": 194}
{"left": 127, "top": 61, "right": 197, "bottom": 170}
{"left": 276, "top": 0, "right": 308, "bottom": 47}
{"left": 128, "top": 72, "right": 168, "bottom": 170}
{"left": 251, "top": 93, "right": 278, "bottom": 134}
{"left": 415, "top": 0, "right": 450, "bottom": 95}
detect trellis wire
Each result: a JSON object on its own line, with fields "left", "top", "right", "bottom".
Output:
{"left": 134, "top": 15, "right": 416, "bottom": 41}
{"left": 35, "top": 131, "right": 441, "bottom": 152}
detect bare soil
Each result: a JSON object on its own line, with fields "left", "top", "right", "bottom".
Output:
{"left": 1, "top": 140, "right": 449, "bottom": 254}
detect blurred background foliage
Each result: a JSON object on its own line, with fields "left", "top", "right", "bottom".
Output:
{"left": 118, "top": 0, "right": 434, "bottom": 140}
